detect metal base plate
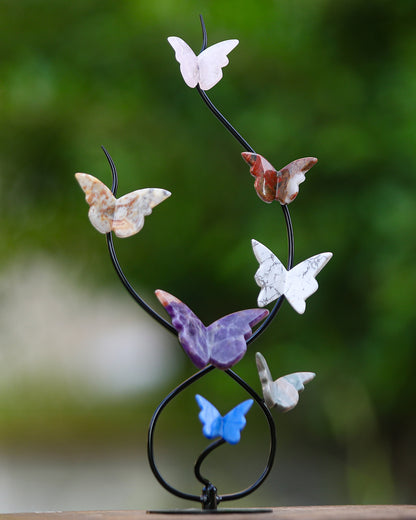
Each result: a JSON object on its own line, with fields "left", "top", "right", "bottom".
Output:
{"left": 147, "top": 509, "right": 273, "bottom": 515}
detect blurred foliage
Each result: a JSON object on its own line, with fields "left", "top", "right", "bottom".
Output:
{"left": 0, "top": 0, "right": 415, "bottom": 505}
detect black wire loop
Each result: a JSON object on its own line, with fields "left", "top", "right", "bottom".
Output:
{"left": 147, "top": 367, "right": 277, "bottom": 510}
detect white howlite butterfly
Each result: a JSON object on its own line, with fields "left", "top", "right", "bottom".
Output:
{"left": 256, "top": 352, "right": 315, "bottom": 412}
{"left": 75, "top": 173, "right": 171, "bottom": 238}
{"left": 167, "top": 36, "right": 239, "bottom": 91}
{"left": 252, "top": 239, "right": 333, "bottom": 314}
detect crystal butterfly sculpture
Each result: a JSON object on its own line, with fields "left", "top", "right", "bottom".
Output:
{"left": 155, "top": 289, "right": 268, "bottom": 369}
{"left": 241, "top": 152, "right": 317, "bottom": 204}
{"left": 196, "top": 394, "right": 253, "bottom": 444}
{"left": 167, "top": 36, "right": 239, "bottom": 91}
{"left": 256, "top": 353, "right": 315, "bottom": 412}
{"left": 75, "top": 173, "right": 171, "bottom": 238}
{"left": 252, "top": 239, "right": 332, "bottom": 314}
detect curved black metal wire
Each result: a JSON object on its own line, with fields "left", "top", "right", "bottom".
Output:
{"left": 221, "top": 368, "right": 277, "bottom": 502}
{"left": 196, "top": 16, "right": 295, "bottom": 342}
{"left": 147, "top": 366, "right": 277, "bottom": 508}
{"left": 101, "top": 142, "right": 293, "bottom": 343}
{"left": 101, "top": 146, "right": 176, "bottom": 336}
{"left": 194, "top": 439, "right": 225, "bottom": 487}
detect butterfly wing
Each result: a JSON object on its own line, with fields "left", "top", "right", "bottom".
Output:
{"left": 284, "top": 252, "right": 333, "bottom": 314}
{"left": 252, "top": 240, "right": 333, "bottom": 313}
{"left": 207, "top": 308, "right": 268, "bottom": 369}
{"left": 252, "top": 239, "right": 287, "bottom": 307}
{"left": 255, "top": 352, "right": 277, "bottom": 409}
{"left": 167, "top": 36, "right": 199, "bottom": 88}
{"left": 75, "top": 173, "right": 116, "bottom": 234}
{"left": 284, "top": 372, "right": 316, "bottom": 392}
{"left": 272, "top": 372, "right": 316, "bottom": 412}
{"left": 155, "top": 290, "right": 210, "bottom": 368}
{"left": 197, "top": 39, "right": 239, "bottom": 90}
{"left": 112, "top": 188, "right": 171, "bottom": 238}
{"left": 241, "top": 153, "right": 278, "bottom": 203}
{"left": 276, "top": 157, "right": 317, "bottom": 205}
{"left": 195, "top": 394, "right": 223, "bottom": 440}
{"left": 222, "top": 399, "right": 253, "bottom": 444}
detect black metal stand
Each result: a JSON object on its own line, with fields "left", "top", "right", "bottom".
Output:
{"left": 100, "top": 16, "right": 297, "bottom": 513}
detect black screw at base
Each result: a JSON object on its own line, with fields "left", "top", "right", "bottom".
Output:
{"left": 201, "top": 483, "right": 220, "bottom": 511}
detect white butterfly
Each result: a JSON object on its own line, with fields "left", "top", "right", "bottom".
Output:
{"left": 256, "top": 352, "right": 315, "bottom": 412}
{"left": 75, "top": 173, "right": 171, "bottom": 238}
{"left": 252, "top": 239, "right": 333, "bottom": 314}
{"left": 167, "top": 36, "right": 239, "bottom": 91}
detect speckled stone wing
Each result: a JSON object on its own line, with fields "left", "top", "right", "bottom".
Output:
{"left": 252, "top": 239, "right": 333, "bottom": 314}
{"left": 195, "top": 394, "right": 253, "bottom": 444}
{"left": 155, "top": 290, "right": 268, "bottom": 369}
{"left": 75, "top": 173, "right": 116, "bottom": 233}
{"left": 167, "top": 36, "right": 239, "bottom": 91}
{"left": 75, "top": 173, "right": 171, "bottom": 238}
{"left": 112, "top": 188, "right": 171, "bottom": 238}
{"left": 256, "top": 352, "right": 315, "bottom": 412}
{"left": 241, "top": 153, "right": 317, "bottom": 204}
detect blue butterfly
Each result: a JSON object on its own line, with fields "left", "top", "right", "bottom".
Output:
{"left": 195, "top": 394, "right": 253, "bottom": 445}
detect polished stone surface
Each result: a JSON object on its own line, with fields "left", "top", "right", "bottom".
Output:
{"left": 252, "top": 239, "right": 333, "bottom": 314}
{"left": 75, "top": 173, "right": 171, "bottom": 237}
{"left": 241, "top": 153, "right": 317, "bottom": 204}
{"left": 195, "top": 394, "right": 253, "bottom": 444}
{"left": 167, "top": 36, "right": 239, "bottom": 91}
{"left": 256, "top": 352, "right": 315, "bottom": 412}
{"left": 155, "top": 289, "right": 268, "bottom": 369}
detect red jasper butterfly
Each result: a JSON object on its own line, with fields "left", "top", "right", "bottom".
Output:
{"left": 241, "top": 152, "right": 317, "bottom": 204}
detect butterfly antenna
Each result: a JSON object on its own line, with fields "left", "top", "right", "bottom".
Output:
{"left": 199, "top": 14, "right": 208, "bottom": 52}
{"left": 100, "top": 148, "right": 177, "bottom": 335}
{"left": 101, "top": 145, "right": 118, "bottom": 195}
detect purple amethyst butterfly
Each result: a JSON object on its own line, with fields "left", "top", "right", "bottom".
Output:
{"left": 155, "top": 290, "right": 269, "bottom": 369}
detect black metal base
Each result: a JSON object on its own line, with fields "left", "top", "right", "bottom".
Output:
{"left": 147, "top": 508, "right": 273, "bottom": 514}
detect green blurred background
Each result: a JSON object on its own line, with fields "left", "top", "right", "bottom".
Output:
{"left": 0, "top": 0, "right": 415, "bottom": 512}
